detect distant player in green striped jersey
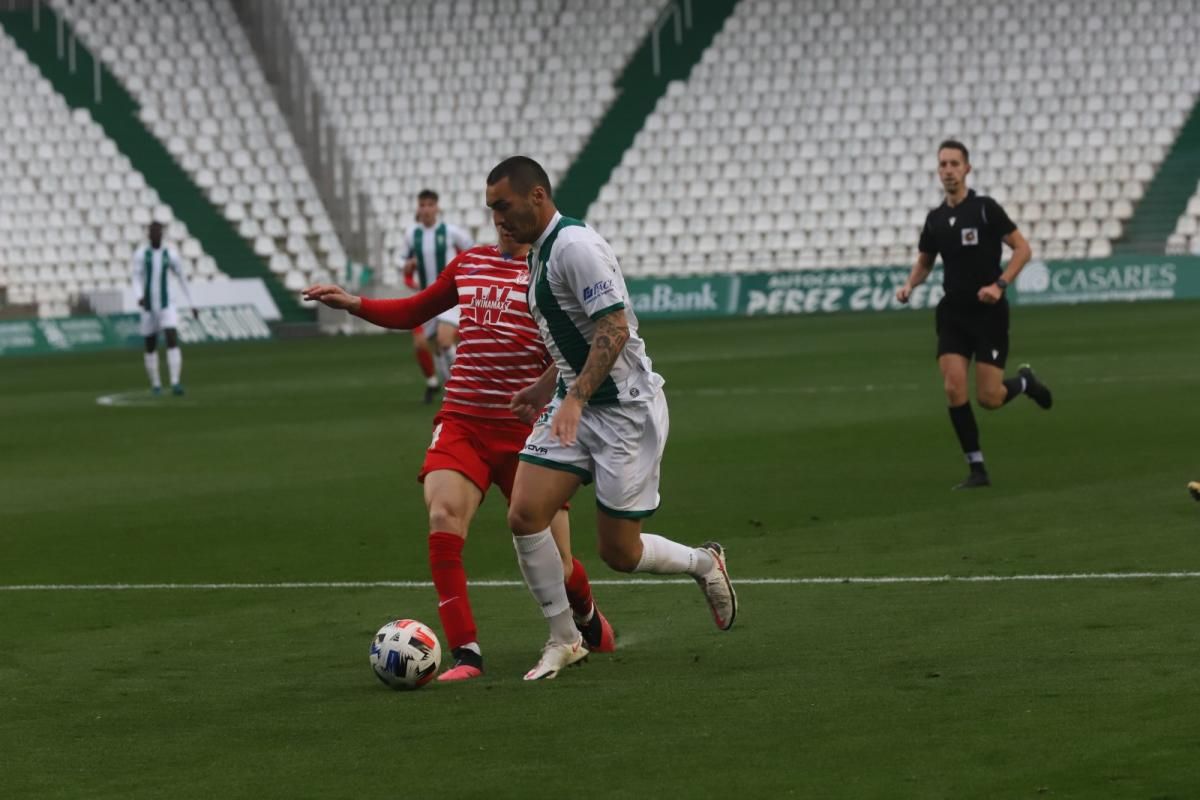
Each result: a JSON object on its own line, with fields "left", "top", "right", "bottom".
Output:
{"left": 132, "top": 222, "right": 197, "bottom": 396}
{"left": 485, "top": 156, "right": 737, "bottom": 680}
{"left": 403, "top": 189, "right": 473, "bottom": 403}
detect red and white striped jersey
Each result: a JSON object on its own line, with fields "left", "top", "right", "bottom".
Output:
{"left": 355, "top": 245, "right": 550, "bottom": 421}
{"left": 443, "top": 246, "right": 550, "bottom": 419}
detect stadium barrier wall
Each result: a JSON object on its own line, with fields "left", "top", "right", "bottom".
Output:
{"left": 0, "top": 305, "right": 271, "bottom": 356}
{"left": 627, "top": 255, "right": 1200, "bottom": 320}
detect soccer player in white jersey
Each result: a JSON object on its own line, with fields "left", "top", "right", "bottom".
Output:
{"left": 133, "top": 222, "right": 197, "bottom": 396}
{"left": 485, "top": 156, "right": 738, "bottom": 680}
{"left": 303, "top": 219, "right": 615, "bottom": 681}
{"left": 403, "top": 189, "right": 474, "bottom": 403}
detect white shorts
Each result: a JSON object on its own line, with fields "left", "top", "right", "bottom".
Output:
{"left": 139, "top": 306, "right": 179, "bottom": 337}
{"left": 421, "top": 307, "right": 460, "bottom": 339}
{"left": 519, "top": 390, "right": 669, "bottom": 518}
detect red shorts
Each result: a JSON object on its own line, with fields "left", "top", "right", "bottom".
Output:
{"left": 418, "top": 412, "right": 533, "bottom": 500}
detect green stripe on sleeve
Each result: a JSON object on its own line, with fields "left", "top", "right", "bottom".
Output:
{"left": 589, "top": 301, "right": 625, "bottom": 321}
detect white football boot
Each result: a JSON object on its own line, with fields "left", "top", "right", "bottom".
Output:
{"left": 695, "top": 541, "right": 738, "bottom": 630}
{"left": 523, "top": 635, "right": 588, "bottom": 681}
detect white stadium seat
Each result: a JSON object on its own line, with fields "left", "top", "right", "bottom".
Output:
{"left": 0, "top": 28, "right": 224, "bottom": 314}
{"left": 50, "top": 0, "right": 344, "bottom": 284}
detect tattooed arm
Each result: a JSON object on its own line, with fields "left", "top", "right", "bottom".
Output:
{"left": 569, "top": 310, "right": 629, "bottom": 403}
{"left": 551, "top": 309, "right": 629, "bottom": 445}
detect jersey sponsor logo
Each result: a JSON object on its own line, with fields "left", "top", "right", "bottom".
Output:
{"left": 583, "top": 279, "right": 616, "bottom": 302}
{"left": 462, "top": 285, "right": 515, "bottom": 326}
{"left": 961, "top": 228, "right": 979, "bottom": 246}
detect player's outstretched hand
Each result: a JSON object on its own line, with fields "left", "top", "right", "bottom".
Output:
{"left": 895, "top": 283, "right": 913, "bottom": 304}
{"left": 303, "top": 284, "right": 361, "bottom": 313}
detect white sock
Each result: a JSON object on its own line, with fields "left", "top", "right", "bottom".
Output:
{"left": 966, "top": 451, "right": 985, "bottom": 464}
{"left": 425, "top": 374, "right": 439, "bottom": 388}
{"left": 635, "top": 533, "right": 714, "bottom": 577}
{"left": 445, "top": 343, "right": 457, "bottom": 367}
{"left": 459, "top": 642, "right": 481, "bottom": 656}
{"left": 513, "top": 529, "right": 576, "bottom": 643}
{"left": 435, "top": 350, "right": 452, "bottom": 384}
{"left": 166, "top": 347, "right": 182, "bottom": 386}
{"left": 144, "top": 352, "right": 161, "bottom": 389}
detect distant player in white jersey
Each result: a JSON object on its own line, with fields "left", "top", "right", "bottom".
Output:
{"left": 133, "top": 222, "right": 197, "bottom": 396}
{"left": 403, "top": 189, "right": 473, "bottom": 403}
{"left": 485, "top": 156, "right": 738, "bottom": 680}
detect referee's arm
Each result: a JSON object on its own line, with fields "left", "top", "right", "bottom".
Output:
{"left": 998, "top": 230, "right": 1032, "bottom": 285}
{"left": 896, "top": 251, "right": 935, "bottom": 304}
{"left": 978, "top": 230, "right": 1033, "bottom": 305}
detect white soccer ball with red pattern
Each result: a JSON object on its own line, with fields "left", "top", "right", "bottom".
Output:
{"left": 369, "top": 618, "right": 442, "bottom": 690}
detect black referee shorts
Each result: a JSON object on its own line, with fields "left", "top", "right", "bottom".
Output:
{"left": 935, "top": 297, "right": 1009, "bottom": 368}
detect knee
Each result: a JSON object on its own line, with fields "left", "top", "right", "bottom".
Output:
{"left": 598, "top": 540, "right": 640, "bottom": 573}
{"left": 507, "top": 504, "right": 549, "bottom": 536}
{"left": 943, "top": 377, "right": 968, "bottom": 405}
{"left": 428, "top": 503, "right": 467, "bottom": 534}
{"left": 976, "top": 388, "right": 1004, "bottom": 410}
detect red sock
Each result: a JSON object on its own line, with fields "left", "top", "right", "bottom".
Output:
{"left": 428, "top": 532, "right": 476, "bottom": 650}
{"left": 416, "top": 348, "right": 435, "bottom": 379}
{"left": 564, "top": 557, "right": 595, "bottom": 619}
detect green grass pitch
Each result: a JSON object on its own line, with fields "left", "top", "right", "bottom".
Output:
{"left": 2, "top": 302, "right": 1199, "bottom": 799}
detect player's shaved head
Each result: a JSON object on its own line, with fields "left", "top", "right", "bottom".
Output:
{"left": 485, "top": 157, "right": 556, "bottom": 245}
{"left": 487, "top": 156, "right": 552, "bottom": 197}
{"left": 148, "top": 221, "right": 163, "bottom": 247}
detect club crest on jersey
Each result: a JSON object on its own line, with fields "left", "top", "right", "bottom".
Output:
{"left": 961, "top": 227, "right": 978, "bottom": 246}
{"left": 464, "top": 285, "right": 514, "bottom": 326}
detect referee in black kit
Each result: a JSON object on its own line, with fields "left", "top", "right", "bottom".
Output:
{"left": 896, "top": 140, "right": 1053, "bottom": 489}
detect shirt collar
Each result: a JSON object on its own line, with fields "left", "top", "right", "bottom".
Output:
{"left": 532, "top": 211, "right": 562, "bottom": 255}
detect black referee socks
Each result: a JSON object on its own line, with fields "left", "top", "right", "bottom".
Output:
{"left": 1002, "top": 376, "right": 1027, "bottom": 405}
{"left": 948, "top": 402, "right": 981, "bottom": 456}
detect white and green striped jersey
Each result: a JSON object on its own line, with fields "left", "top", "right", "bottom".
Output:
{"left": 527, "top": 212, "right": 662, "bottom": 405}
{"left": 132, "top": 245, "right": 192, "bottom": 312}
{"left": 405, "top": 221, "right": 473, "bottom": 289}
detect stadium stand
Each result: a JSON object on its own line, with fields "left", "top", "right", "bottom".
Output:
{"left": 277, "top": 0, "right": 660, "bottom": 278}
{"left": 4, "top": 0, "right": 1200, "bottom": 324}
{"left": 0, "top": 28, "right": 219, "bottom": 318}
{"left": 49, "top": 0, "right": 346, "bottom": 295}
{"left": 1169, "top": 189, "right": 1200, "bottom": 255}
{"left": 586, "top": 0, "right": 1200, "bottom": 276}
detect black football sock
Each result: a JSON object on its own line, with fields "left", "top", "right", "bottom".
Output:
{"left": 948, "top": 403, "right": 985, "bottom": 471}
{"left": 451, "top": 647, "right": 483, "bottom": 670}
{"left": 1002, "top": 376, "right": 1027, "bottom": 405}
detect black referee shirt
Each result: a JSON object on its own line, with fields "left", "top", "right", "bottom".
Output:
{"left": 918, "top": 190, "right": 1017, "bottom": 302}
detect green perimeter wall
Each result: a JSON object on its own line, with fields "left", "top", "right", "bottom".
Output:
{"left": 626, "top": 256, "right": 1200, "bottom": 319}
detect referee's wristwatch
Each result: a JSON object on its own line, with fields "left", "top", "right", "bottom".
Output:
{"left": 995, "top": 278, "right": 1009, "bottom": 291}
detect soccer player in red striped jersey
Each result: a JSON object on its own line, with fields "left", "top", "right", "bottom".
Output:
{"left": 303, "top": 224, "right": 614, "bottom": 682}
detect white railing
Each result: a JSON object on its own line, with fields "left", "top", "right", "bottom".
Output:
{"left": 233, "top": 0, "right": 384, "bottom": 274}
{"left": 651, "top": 0, "right": 693, "bottom": 77}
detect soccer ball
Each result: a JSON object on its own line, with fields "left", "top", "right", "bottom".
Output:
{"left": 369, "top": 618, "right": 442, "bottom": 690}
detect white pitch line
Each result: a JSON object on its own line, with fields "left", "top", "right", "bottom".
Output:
{"left": 3, "top": 571, "right": 1200, "bottom": 592}
{"left": 96, "top": 391, "right": 164, "bottom": 408}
